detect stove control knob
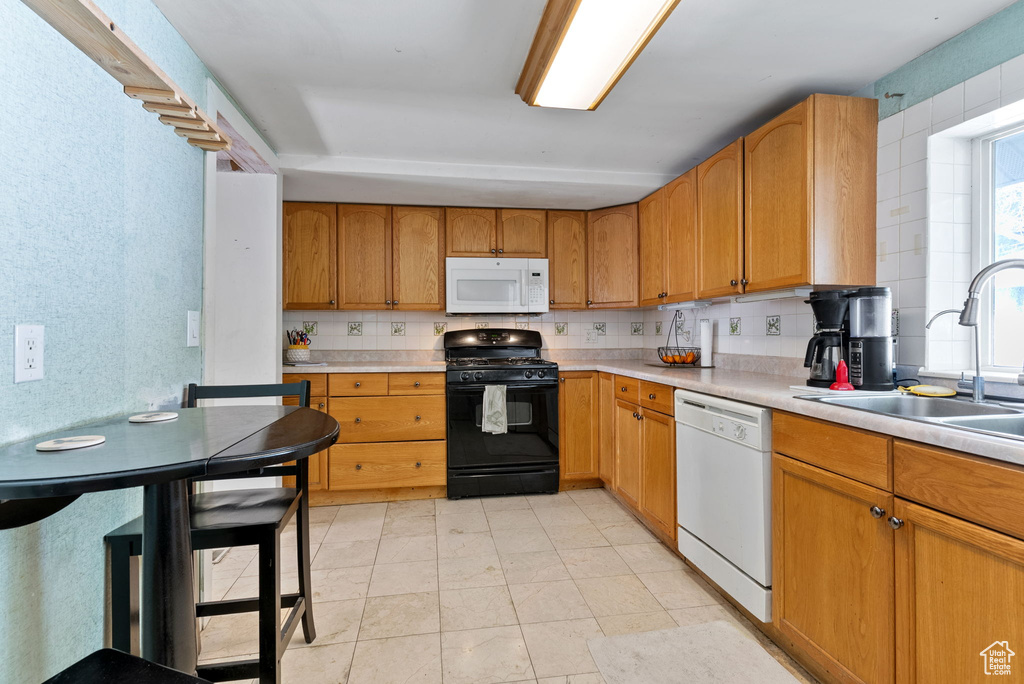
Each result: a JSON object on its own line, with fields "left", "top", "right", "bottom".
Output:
{"left": 537, "top": 370, "right": 546, "bottom": 378}
{"left": 525, "top": 370, "right": 534, "bottom": 378}
{"left": 460, "top": 372, "right": 470, "bottom": 381}
{"left": 474, "top": 372, "right": 483, "bottom": 381}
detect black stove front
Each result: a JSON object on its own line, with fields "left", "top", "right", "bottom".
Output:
{"left": 444, "top": 329, "right": 559, "bottom": 499}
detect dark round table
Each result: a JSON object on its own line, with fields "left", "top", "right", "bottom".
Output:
{"left": 0, "top": 405, "right": 339, "bottom": 675}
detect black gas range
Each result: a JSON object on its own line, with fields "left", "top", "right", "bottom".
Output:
{"left": 444, "top": 329, "right": 559, "bottom": 499}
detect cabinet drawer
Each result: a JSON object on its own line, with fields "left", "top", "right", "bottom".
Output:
{"left": 895, "top": 440, "right": 1024, "bottom": 540}
{"left": 330, "top": 395, "right": 446, "bottom": 443}
{"left": 773, "top": 412, "right": 891, "bottom": 490}
{"left": 283, "top": 373, "right": 326, "bottom": 397}
{"left": 283, "top": 395, "right": 328, "bottom": 412}
{"left": 328, "top": 373, "right": 388, "bottom": 397}
{"left": 640, "top": 381, "right": 673, "bottom": 415}
{"left": 614, "top": 375, "right": 640, "bottom": 404}
{"left": 389, "top": 372, "right": 445, "bottom": 395}
{"left": 329, "top": 441, "right": 446, "bottom": 490}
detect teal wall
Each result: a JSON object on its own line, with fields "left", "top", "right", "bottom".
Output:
{"left": 873, "top": 0, "right": 1024, "bottom": 118}
{"left": 0, "top": 1, "right": 247, "bottom": 680}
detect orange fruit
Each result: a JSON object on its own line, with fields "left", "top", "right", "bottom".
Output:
{"left": 684, "top": 352, "right": 696, "bottom": 364}
{"left": 672, "top": 354, "right": 683, "bottom": 364}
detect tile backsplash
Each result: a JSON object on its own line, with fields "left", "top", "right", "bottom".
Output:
{"left": 284, "top": 295, "right": 815, "bottom": 358}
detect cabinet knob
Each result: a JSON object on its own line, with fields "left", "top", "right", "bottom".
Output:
{"left": 393, "top": 300, "right": 399, "bottom": 306}
{"left": 355, "top": 382, "right": 361, "bottom": 388}
{"left": 559, "top": 377, "right": 565, "bottom": 383}
{"left": 632, "top": 411, "right": 638, "bottom": 419}
{"left": 415, "top": 462, "right": 421, "bottom": 468}
{"left": 587, "top": 300, "right": 592, "bottom": 306}
{"left": 318, "top": 402, "right": 325, "bottom": 409}
{"left": 550, "top": 299, "right": 555, "bottom": 305}
{"left": 355, "top": 464, "right": 362, "bottom": 470}
{"left": 638, "top": 414, "right": 644, "bottom": 421}
{"left": 741, "top": 278, "right": 749, "bottom": 286}
{"left": 354, "top": 417, "right": 361, "bottom": 423}
{"left": 491, "top": 249, "right": 497, "bottom": 254}
{"left": 888, "top": 516, "right": 904, "bottom": 530}
{"left": 621, "top": 387, "right": 627, "bottom": 392}
{"left": 649, "top": 393, "right": 656, "bottom": 400}
{"left": 386, "top": 300, "right": 392, "bottom": 305}
{"left": 869, "top": 506, "right": 886, "bottom": 519}
{"left": 730, "top": 280, "right": 738, "bottom": 286}
{"left": 414, "top": 381, "right": 420, "bottom": 387}
{"left": 498, "top": 249, "right": 504, "bottom": 254}
{"left": 415, "top": 415, "right": 421, "bottom": 421}
{"left": 330, "top": 300, "right": 336, "bottom": 305}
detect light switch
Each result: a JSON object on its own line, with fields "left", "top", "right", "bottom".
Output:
{"left": 187, "top": 311, "right": 200, "bottom": 347}
{"left": 14, "top": 325, "right": 44, "bottom": 383}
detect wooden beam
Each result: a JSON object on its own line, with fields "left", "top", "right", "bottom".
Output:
{"left": 214, "top": 114, "right": 274, "bottom": 174}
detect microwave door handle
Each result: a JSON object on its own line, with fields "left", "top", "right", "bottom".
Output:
{"left": 521, "top": 270, "right": 528, "bottom": 307}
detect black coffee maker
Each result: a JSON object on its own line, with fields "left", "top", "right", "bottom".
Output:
{"left": 804, "top": 290, "right": 850, "bottom": 387}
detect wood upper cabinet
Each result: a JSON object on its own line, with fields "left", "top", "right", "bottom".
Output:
{"left": 283, "top": 202, "right": 337, "bottom": 309}
{"left": 638, "top": 188, "right": 667, "bottom": 306}
{"left": 498, "top": 209, "right": 547, "bottom": 257}
{"left": 338, "top": 204, "right": 391, "bottom": 309}
{"left": 744, "top": 94, "right": 877, "bottom": 292}
{"left": 558, "top": 371, "right": 599, "bottom": 481}
{"left": 392, "top": 206, "right": 444, "bottom": 310}
{"left": 547, "top": 210, "right": 587, "bottom": 309}
{"left": 639, "top": 408, "right": 675, "bottom": 541}
{"left": 664, "top": 168, "right": 698, "bottom": 303}
{"left": 614, "top": 398, "right": 642, "bottom": 508}
{"left": 587, "top": 203, "right": 639, "bottom": 308}
{"left": 894, "top": 498, "right": 1024, "bottom": 684}
{"left": 597, "top": 372, "right": 615, "bottom": 485}
{"left": 446, "top": 207, "right": 497, "bottom": 256}
{"left": 696, "top": 140, "right": 745, "bottom": 299}
{"left": 773, "top": 454, "right": 895, "bottom": 684}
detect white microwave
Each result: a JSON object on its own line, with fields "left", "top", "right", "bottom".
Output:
{"left": 446, "top": 258, "right": 549, "bottom": 314}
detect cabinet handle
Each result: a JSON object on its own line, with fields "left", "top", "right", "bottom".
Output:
{"left": 415, "top": 415, "right": 421, "bottom": 421}
{"left": 354, "top": 417, "right": 361, "bottom": 423}
{"left": 330, "top": 299, "right": 336, "bottom": 305}
{"left": 355, "top": 464, "right": 362, "bottom": 470}
{"left": 318, "top": 402, "right": 325, "bottom": 409}
{"left": 415, "top": 462, "right": 421, "bottom": 468}
{"left": 559, "top": 377, "right": 565, "bottom": 383}
{"left": 498, "top": 249, "right": 503, "bottom": 254}
{"left": 869, "top": 506, "right": 885, "bottom": 519}
{"left": 355, "top": 382, "right": 361, "bottom": 388}
{"left": 393, "top": 300, "right": 399, "bottom": 306}
{"left": 491, "top": 249, "right": 497, "bottom": 254}
{"left": 386, "top": 300, "right": 392, "bottom": 305}
{"left": 741, "top": 278, "right": 749, "bottom": 286}
{"left": 638, "top": 414, "right": 644, "bottom": 421}
{"left": 730, "top": 280, "right": 738, "bottom": 286}
{"left": 888, "top": 516, "right": 904, "bottom": 530}
{"left": 587, "top": 300, "right": 592, "bottom": 306}
{"left": 649, "top": 393, "right": 656, "bottom": 400}
{"left": 621, "top": 387, "right": 627, "bottom": 392}
{"left": 550, "top": 299, "right": 555, "bottom": 305}
{"left": 414, "top": 381, "right": 420, "bottom": 387}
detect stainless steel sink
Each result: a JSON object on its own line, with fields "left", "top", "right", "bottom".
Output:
{"left": 937, "top": 415, "right": 1024, "bottom": 440}
{"left": 802, "top": 394, "right": 1022, "bottom": 418}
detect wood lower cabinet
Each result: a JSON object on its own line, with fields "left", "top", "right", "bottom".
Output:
{"left": 696, "top": 139, "right": 745, "bottom": 299}
{"left": 547, "top": 210, "right": 587, "bottom": 309}
{"left": 773, "top": 454, "right": 895, "bottom": 684}
{"left": 392, "top": 206, "right": 444, "bottom": 310}
{"left": 639, "top": 408, "right": 675, "bottom": 540}
{"left": 558, "top": 371, "right": 599, "bottom": 482}
{"left": 283, "top": 202, "right": 337, "bottom": 309}
{"left": 282, "top": 388, "right": 328, "bottom": 491}
{"left": 614, "top": 398, "right": 642, "bottom": 508}
{"left": 498, "top": 209, "right": 547, "bottom": 257}
{"left": 894, "top": 498, "right": 1024, "bottom": 684}
{"left": 446, "top": 207, "right": 497, "bottom": 256}
{"left": 330, "top": 395, "right": 446, "bottom": 443}
{"left": 638, "top": 187, "right": 667, "bottom": 306}
{"left": 329, "top": 441, "right": 445, "bottom": 490}
{"left": 597, "top": 372, "right": 615, "bottom": 485}
{"left": 338, "top": 204, "right": 391, "bottom": 309}
{"left": 587, "top": 203, "right": 638, "bottom": 308}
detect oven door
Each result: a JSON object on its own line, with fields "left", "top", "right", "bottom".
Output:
{"left": 446, "top": 383, "right": 559, "bottom": 471}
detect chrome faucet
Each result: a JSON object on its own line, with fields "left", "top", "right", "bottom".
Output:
{"left": 926, "top": 309, "right": 982, "bottom": 399}
{"left": 958, "top": 258, "right": 1024, "bottom": 399}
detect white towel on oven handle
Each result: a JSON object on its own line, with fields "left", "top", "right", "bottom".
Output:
{"left": 482, "top": 384, "right": 508, "bottom": 434}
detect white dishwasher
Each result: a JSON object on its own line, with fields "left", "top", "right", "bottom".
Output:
{"left": 675, "top": 388, "right": 772, "bottom": 622}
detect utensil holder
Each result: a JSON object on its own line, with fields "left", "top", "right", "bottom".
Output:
{"left": 285, "top": 345, "right": 310, "bottom": 363}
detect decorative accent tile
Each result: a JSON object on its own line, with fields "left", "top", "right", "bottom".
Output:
{"left": 434, "top": 322, "right": 447, "bottom": 336}
{"left": 675, "top": 319, "right": 686, "bottom": 335}
{"left": 892, "top": 309, "right": 900, "bottom": 336}
{"left": 729, "top": 318, "right": 741, "bottom": 336}
{"left": 631, "top": 322, "right": 644, "bottom": 336}
{"left": 475, "top": 322, "right": 489, "bottom": 329}
{"left": 348, "top": 322, "right": 363, "bottom": 336}
{"left": 554, "top": 322, "right": 568, "bottom": 336}
{"left": 766, "top": 315, "right": 781, "bottom": 336}
{"left": 515, "top": 322, "right": 529, "bottom": 330}
{"left": 391, "top": 322, "right": 406, "bottom": 336}
{"left": 302, "top": 321, "right": 318, "bottom": 336}
{"left": 655, "top": 322, "right": 663, "bottom": 336}
{"left": 593, "top": 322, "right": 606, "bottom": 335}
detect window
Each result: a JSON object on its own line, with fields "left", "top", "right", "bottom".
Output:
{"left": 976, "top": 125, "right": 1024, "bottom": 370}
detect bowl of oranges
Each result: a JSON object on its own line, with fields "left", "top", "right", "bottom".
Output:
{"left": 657, "top": 346, "right": 701, "bottom": 367}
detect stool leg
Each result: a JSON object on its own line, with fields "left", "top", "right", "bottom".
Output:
{"left": 258, "top": 535, "right": 281, "bottom": 684}
{"left": 109, "top": 539, "right": 132, "bottom": 653}
{"left": 296, "top": 490, "right": 316, "bottom": 643}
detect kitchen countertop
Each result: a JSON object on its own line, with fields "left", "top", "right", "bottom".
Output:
{"left": 283, "top": 357, "right": 1024, "bottom": 467}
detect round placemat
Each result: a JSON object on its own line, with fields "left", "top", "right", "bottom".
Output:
{"left": 36, "top": 435, "right": 106, "bottom": 452}
{"left": 128, "top": 412, "right": 179, "bottom": 423}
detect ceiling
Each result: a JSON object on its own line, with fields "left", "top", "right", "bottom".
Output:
{"left": 155, "top": 0, "right": 1014, "bottom": 209}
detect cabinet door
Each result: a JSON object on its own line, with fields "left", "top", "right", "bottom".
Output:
{"left": 640, "top": 409, "right": 675, "bottom": 540}
{"left": 393, "top": 206, "right": 445, "bottom": 310}
{"left": 446, "top": 207, "right": 497, "bottom": 256}
{"left": 598, "top": 372, "right": 615, "bottom": 485}
{"left": 559, "top": 372, "right": 598, "bottom": 481}
{"left": 283, "top": 202, "right": 337, "bottom": 309}
{"left": 664, "top": 168, "right": 698, "bottom": 303}
{"left": 498, "top": 209, "right": 547, "bottom": 257}
{"left": 283, "top": 395, "right": 328, "bottom": 490}
{"left": 744, "top": 99, "right": 812, "bottom": 292}
{"left": 773, "top": 454, "right": 895, "bottom": 684}
{"left": 338, "top": 204, "right": 392, "bottom": 309}
{"left": 587, "top": 204, "right": 639, "bottom": 308}
{"left": 696, "top": 140, "right": 744, "bottom": 299}
{"left": 895, "top": 498, "right": 1024, "bottom": 684}
{"left": 547, "top": 210, "right": 587, "bottom": 309}
{"left": 614, "top": 399, "right": 641, "bottom": 508}
{"left": 638, "top": 188, "right": 667, "bottom": 306}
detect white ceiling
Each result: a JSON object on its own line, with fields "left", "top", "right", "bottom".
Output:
{"left": 156, "top": 0, "right": 1014, "bottom": 209}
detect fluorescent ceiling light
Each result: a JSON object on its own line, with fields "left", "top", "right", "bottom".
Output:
{"left": 516, "top": 0, "right": 679, "bottom": 111}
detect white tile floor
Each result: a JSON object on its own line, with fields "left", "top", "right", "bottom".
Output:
{"left": 202, "top": 489, "right": 816, "bottom": 683}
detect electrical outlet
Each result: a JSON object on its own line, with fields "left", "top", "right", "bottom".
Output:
{"left": 14, "top": 325, "right": 44, "bottom": 383}
{"left": 186, "top": 311, "right": 200, "bottom": 347}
